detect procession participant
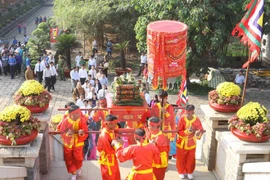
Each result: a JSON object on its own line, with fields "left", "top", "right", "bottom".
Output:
{"left": 75, "top": 51, "right": 82, "bottom": 67}
{"left": 151, "top": 90, "right": 176, "bottom": 140}
{"left": 57, "top": 105, "right": 88, "bottom": 180}
{"left": 25, "top": 66, "right": 34, "bottom": 80}
{"left": 72, "top": 82, "right": 85, "bottom": 101}
{"left": 70, "top": 67, "right": 80, "bottom": 93}
{"left": 58, "top": 55, "right": 66, "bottom": 81}
{"left": 49, "top": 61, "right": 58, "bottom": 91}
{"left": 97, "top": 114, "right": 121, "bottom": 180}
{"left": 147, "top": 117, "right": 170, "bottom": 180}
{"left": 91, "top": 97, "right": 109, "bottom": 129}
{"left": 112, "top": 128, "right": 161, "bottom": 180}
{"left": 176, "top": 105, "right": 204, "bottom": 180}
{"left": 43, "top": 65, "right": 52, "bottom": 92}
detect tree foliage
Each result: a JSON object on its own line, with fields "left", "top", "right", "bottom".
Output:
{"left": 55, "top": 33, "right": 79, "bottom": 69}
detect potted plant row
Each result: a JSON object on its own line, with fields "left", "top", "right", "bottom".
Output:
{"left": 208, "top": 82, "right": 241, "bottom": 113}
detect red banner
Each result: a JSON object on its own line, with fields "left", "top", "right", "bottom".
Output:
{"left": 50, "top": 27, "right": 59, "bottom": 43}
{"left": 147, "top": 20, "right": 188, "bottom": 89}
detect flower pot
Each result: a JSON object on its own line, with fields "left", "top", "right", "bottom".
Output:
{"left": 209, "top": 101, "right": 241, "bottom": 113}
{"left": 0, "top": 129, "right": 38, "bottom": 145}
{"left": 231, "top": 128, "right": 270, "bottom": 143}
{"left": 23, "top": 103, "right": 49, "bottom": 113}
{"left": 115, "top": 67, "right": 132, "bottom": 76}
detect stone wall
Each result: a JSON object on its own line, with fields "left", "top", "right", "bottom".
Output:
{"left": 219, "top": 68, "right": 270, "bottom": 88}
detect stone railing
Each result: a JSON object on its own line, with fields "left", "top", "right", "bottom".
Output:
{"left": 242, "top": 162, "right": 270, "bottom": 180}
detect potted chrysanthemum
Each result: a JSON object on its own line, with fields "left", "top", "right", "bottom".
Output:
{"left": 48, "top": 114, "right": 63, "bottom": 131}
{"left": 0, "top": 105, "right": 41, "bottom": 145}
{"left": 228, "top": 102, "right": 270, "bottom": 142}
{"left": 13, "top": 80, "right": 52, "bottom": 113}
{"left": 208, "top": 82, "right": 241, "bottom": 113}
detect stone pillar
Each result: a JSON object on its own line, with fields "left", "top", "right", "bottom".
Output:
{"left": 261, "top": 34, "right": 270, "bottom": 61}
{"left": 214, "top": 132, "right": 270, "bottom": 180}
{"left": 39, "top": 122, "right": 50, "bottom": 174}
{"left": 0, "top": 134, "right": 43, "bottom": 180}
{"left": 200, "top": 105, "right": 233, "bottom": 170}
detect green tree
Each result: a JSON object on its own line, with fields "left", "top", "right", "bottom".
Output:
{"left": 114, "top": 41, "right": 129, "bottom": 70}
{"left": 54, "top": 33, "right": 79, "bottom": 70}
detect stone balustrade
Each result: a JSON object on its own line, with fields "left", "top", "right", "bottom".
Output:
{"left": 242, "top": 162, "right": 270, "bottom": 180}
{"left": 0, "top": 166, "right": 27, "bottom": 180}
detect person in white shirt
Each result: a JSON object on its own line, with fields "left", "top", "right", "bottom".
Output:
{"left": 81, "top": 99, "right": 91, "bottom": 115}
{"left": 88, "top": 65, "right": 97, "bottom": 79}
{"left": 34, "top": 59, "right": 45, "bottom": 83}
{"left": 95, "top": 69, "right": 103, "bottom": 80}
{"left": 103, "top": 59, "right": 109, "bottom": 77}
{"left": 137, "top": 52, "right": 147, "bottom": 76}
{"left": 87, "top": 74, "right": 95, "bottom": 86}
{"left": 235, "top": 70, "right": 245, "bottom": 89}
{"left": 97, "top": 84, "right": 108, "bottom": 99}
{"left": 76, "top": 94, "right": 85, "bottom": 108}
{"left": 75, "top": 51, "right": 82, "bottom": 67}
{"left": 49, "top": 62, "right": 58, "bottom": 91}
{"left": 43, "top": 65, "right": 52, "bottom": 92}
{"left": 70, "top": 66, "right": 80, "bottom": 92}
{"left": 94, "top": 79, "right": 102, "bottom": 94}
{"left": 48, "top": 52, "right": 55, "bottom": 63}
{"left": 82, "top": 80, "right": 90, "bottom": 97}
{"left": 92, "top": 39, "right": 98, "bottom": 54}
{"left": 86, "top": 87, "right": 95, "bottom": 99}
{"left": 88, "top": 55, "right": 96, "bottom": 69}
{"left": 79, "top": 65, "right": 88, "bottom": 85}
{"left": 99, "top": 73, "right": 108, "bottom": 86}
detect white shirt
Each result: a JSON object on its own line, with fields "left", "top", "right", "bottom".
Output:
{"left": 24, "top": 36, "right": 29, "bottom": 43}
{"left": 97, "top": 89, "right": 108, "bottom": 99}
{"left": 75, "top": 55, "right": 82, "bottom": 67}
{"left": 86, "top": 91, "right": 94, "bottom": 99}
{"left": 70, "top": 70, "right": 79, "bottom": 80}
{"left": 88, "top": 58, "right": 96, "bottom": 68}
{"left": 50, "top": 65, "right": 58, "bottom": 76}
{"left": 34, "top": 62, "right": 45, "bottom": 73}
{"left": 81, "top": 105, "right": 91, "bottom": 115}
{"left": 96, "top": 72, "right": 102, "bottom": 80}
{"left": 41, "top": 60, "right": 47, "bottom": 68}
{"left": 88, "top": 69, "right": 97, "bottom": 79}
{"left": 141, "top": 55, "right": 147, "bottom": 64}
{"left": 79, "top": 69, "right": 88, "bottom": 78}
{"left": 235, "top": 74, "right": 245, "bottom": 84}
{"left": 92, "top": 40, "right": 98, "bottom": 49}
{"left": 82, "top": 83, "right": 90, "bottom": 95}
{"left": 76, "top": 99, "right": 84, "bottom": 108}
{"left": 89, "top": 79, "right": 95, "bottom": 86}
{"left": 43, "top": 68, "right": 51, "bottom": 79}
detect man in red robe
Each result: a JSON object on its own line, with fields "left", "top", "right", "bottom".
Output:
{"left": 176, "top": 105, "right": 204, "bottom": 180}
{"left": 112, "top": 128, "right": 161, "bottom": 180}
{"left": 148, "top": 117, "right": 170, "bottom": 180}
{"left": 97, "top": 114, "right": 121, "bottom": 180}
{"left": 151, "top": 90, "right": 176, "bottom": 140}
{"left": 58, "top": 105, "right": 88, "bottom": 180}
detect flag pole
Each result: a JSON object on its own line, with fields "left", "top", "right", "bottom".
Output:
{"left": 240, "top": 53, "right": 251, "bottom": 107}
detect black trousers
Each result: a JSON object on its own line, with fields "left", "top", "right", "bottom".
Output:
{"left": 45, "top": 77, "right": 52, "bottom": 91}
{"left": 3, "top": 66, "right": 9, "bottom": 75}
{"left": 10, "top": 66, "right": 16, "bottom": 79}
{"left": 80, "top": 78, "right": 86, "bottom": 85}
{"left": 51, "top": 75, "right": 56, "bottom": 90}
{"left": 16, "top": 63, "right": 21, "bottom": 75}
{"left": 36, "top": 71, "right": 43, "bottom": 83}
{"left": 137, "top": 63, "right": 145, "bottom": 76}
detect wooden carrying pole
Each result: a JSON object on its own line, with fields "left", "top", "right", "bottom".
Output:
{"left": 240, "top": 54, "right": 251, "bottom": 107}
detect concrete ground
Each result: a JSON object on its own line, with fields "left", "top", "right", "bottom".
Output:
{"left": 1, "top": 1, "right": 270, "bottom": 180}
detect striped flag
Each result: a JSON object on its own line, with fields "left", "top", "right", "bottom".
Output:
{"left": 232, "top": 0, "right": 264, "bottom": 68}
{"left": 176, "top": 78, "right": 188, "bottom": 108}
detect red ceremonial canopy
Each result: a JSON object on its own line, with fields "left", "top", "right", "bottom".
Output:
{"left": 147, "top": 20, "right": 188, "bottom": 89}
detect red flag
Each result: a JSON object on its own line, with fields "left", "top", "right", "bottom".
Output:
{"left": 50, "top": 27, "right": 59, "bottom": 43}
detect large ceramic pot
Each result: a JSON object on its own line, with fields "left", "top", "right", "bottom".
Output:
{"left": 115, "top": 67, "right": 132, "bottom": 76}
{"left": 0, "top": 129, "right": 38, "bottom": 145}
{"left": 23, "top": 103, "right": 49, "bottom": 113}
{"left": 231, "top": 128, "right": 270, "bottom": 143}
{"left": 209, "top": 101, "right": 241, "bottom": 113}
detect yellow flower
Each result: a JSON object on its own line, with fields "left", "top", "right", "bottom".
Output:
{"left": 16, "top": 80, "right": 44, "bottom": 96}
{"left": 0, "top": 105, "right": 31, "bottom": 122}
{"left": 237, "top": 102, "right": 268, "bottom": 123}
{"left": 216, "top": 82, "right": 241, "bottom": 97}
{"left": 51, "top": 114, "right": 63, "bottom": 124}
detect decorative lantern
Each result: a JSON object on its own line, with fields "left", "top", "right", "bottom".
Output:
{"left": 147, "top": 20, "right": 188, "bottom": 89}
